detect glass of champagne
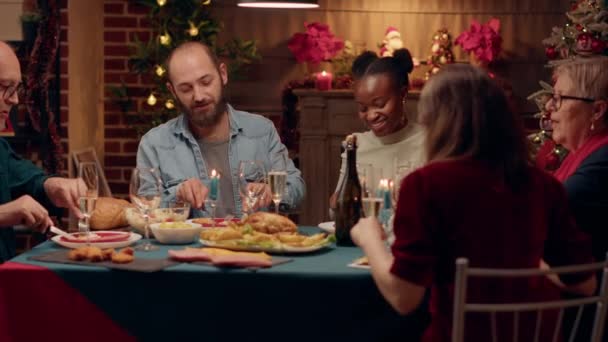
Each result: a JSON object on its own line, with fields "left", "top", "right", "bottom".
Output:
{"left": 130, "top": 167, "right": 161, "bottom": 251}
{"left": 361, "top": 177, "right": 385, "bottom": 220}
{"left": 78, "top": 162, "right": 99, "bottom": 244}
{"left": 268, "top": 152, "right": 288, "bottom": 215}
{"left": 238, "top": 160, "right": 267, "bottom": 218}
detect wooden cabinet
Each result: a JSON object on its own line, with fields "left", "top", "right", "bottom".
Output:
{"left": 294, "top": 89, "right": 420, "bottom": 225}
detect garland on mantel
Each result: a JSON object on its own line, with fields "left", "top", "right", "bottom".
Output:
{"left": 280, "top": 75, "right": 353, "bottom": 159}
{"left": 24, "top": 0, "right": 62, "bottom": 173}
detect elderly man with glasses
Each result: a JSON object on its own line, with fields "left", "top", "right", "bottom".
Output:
{"left": 0, "top": 41, "right": 86, "bottom": 262}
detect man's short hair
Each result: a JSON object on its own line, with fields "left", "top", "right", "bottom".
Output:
{"left": 165, "top": 41, "right": 221, "bottom": 81}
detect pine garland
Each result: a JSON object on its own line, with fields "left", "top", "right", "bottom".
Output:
{"left": 24, "top": 0, "right": 62, "bottom": 173}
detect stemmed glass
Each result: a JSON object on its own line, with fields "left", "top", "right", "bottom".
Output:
{"left": 268, "top": 152, "right": 288, "bottom": 215}
{"left": 129, "top": 167, "right": 161, "bottom": 251}
{"left": 77, "top": 162, "right": 99, "bottom": 244}
{"left": 238, "top": 160, "right": 267, "bottom": 218}
{"left": 361, "top": 179, "right": 385, "bottom": 220}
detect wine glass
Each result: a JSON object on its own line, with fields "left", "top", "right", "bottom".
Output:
{"left": 238, "top": 160, "right": 267, "bottom": 218}
{"left": 361, "top": 178, "right": 385, "bottom": 220}
{"left": 129, "top": 167, "right": 161, "bottom": 251}
{"left": 268, "top": 151, "right": 288, "bottom": 215}
{"left": 77, "top": 162, "right": 99, "bottom": 244}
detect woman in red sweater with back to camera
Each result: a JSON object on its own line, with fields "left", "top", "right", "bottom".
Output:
{"left": 351, "top": 64, "right": 596, "bottom": 342}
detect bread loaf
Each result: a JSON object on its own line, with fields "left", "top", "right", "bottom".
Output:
{"left": 244, "top": 212, "right": 297, "bottom": 234}
{"left": 89, "top": 197, "right": 133, "bottom": 230}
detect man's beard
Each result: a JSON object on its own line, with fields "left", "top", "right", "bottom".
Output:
{"left": 179, "top": 88, "right": 227, "bottom": 128}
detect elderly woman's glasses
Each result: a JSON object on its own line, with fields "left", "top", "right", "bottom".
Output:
{"left": 548, "top": 93, "right": 595, "bottom": 111}
{"left": 1, "top": 83, "right": 24, "bottom": 101}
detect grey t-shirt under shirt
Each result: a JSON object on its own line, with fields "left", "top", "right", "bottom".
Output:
{"left": 198, "top": 138, "right": 236, "bottom": 217}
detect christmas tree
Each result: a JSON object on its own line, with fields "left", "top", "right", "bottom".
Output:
{"left": 424, "top": 28, "right": 455, "bottom": 80}
{"left": 529, "top": 0, "right": 608, "bottom": 170}
{"left": 542, "top": 0, "right": 608, "bottom": 61}
{"left": 118, "top": 0, "right": 260, "bottom": 135}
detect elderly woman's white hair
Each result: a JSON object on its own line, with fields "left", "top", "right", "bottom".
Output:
{"left": 554, "top": 56, "right": 608, "bottom": 122}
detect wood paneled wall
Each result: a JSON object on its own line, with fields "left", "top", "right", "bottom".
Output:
{"left": 214, "top": 0, "right": 570, "bottom": 115}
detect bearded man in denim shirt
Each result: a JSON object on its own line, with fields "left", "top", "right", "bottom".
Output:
{"left": 137, "top": 41, "right": 305, "bottom": 218}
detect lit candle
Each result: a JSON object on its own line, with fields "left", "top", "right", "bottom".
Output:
{"left": 378, "top": 179, "right": 391, "bottom": 209}
{"left": 315, "top": 70, "right": 333, "bottom": 91}
{"left": 209, "top": 169, "right": 219, "bottom": 201}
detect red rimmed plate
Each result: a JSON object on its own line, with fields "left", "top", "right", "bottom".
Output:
{"left": 59, "top": 231, "right": 131, "bottom": 243}
{"left": 187, "top": 218, "right": 241, "bottom": 228}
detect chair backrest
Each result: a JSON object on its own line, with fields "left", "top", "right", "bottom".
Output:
{"left": 452, "top": 257, "right": 608, "bottom": 342}
{"left": 71, "top": 147, "right": 112, "bottom": 197}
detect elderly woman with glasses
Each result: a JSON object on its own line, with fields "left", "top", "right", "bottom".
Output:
{"left": 545, "top": 56, "right": 608, "bottom": 264}
{"left": 545, "top": 56, "right": 608, "bottom": 342}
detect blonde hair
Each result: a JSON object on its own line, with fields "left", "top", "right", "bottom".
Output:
{"left": 554, "top": 56, "right": 608, "bottom": 100}
{"left": 418, "top": 64, "right": 531, "bottom": 189}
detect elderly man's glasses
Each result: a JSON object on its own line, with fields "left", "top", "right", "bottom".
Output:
{"left": 1, "top": 83, "right": 23, "bottom": 101}
{"left": 548, "top": 93, "right": 595, "bottom": 111}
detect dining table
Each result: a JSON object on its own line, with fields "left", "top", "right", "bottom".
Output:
{"left": 0, "top": 226, "right": 429, "bottom": 342}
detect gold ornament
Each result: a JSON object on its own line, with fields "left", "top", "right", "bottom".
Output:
{"left": 188, "top": 22, "right": 199, "bottom": 37}
{"left": 159, "top": 32, "right": 171, "bottom": 46}
{"left": 165, "top": 99, "right": 175, "bottom": 109}
{"left": 155, "top": 65, "right": 166, "bottom": 77}
{"left": 147, "top": 93, "right": 158, "bottom": 106}
{"left": 157, "top": 0, "right": 167, "bottom": 6}
{"left": 202, "top": 0, "right": 211, "bottom": 4}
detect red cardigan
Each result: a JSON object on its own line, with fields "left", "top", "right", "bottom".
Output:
{"left": 390, "top": 159, "right": 592, "bottom": 342}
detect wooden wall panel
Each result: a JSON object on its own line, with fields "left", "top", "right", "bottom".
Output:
{"left": 216, "top": 0, "right": 570, "bottom": 115}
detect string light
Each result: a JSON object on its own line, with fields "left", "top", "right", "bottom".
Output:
{"left": 157, "top": 0, "right": 167, "bottom": 6}
{"left": 159, "top": 32, "right": 171, "bottom": 46}
{"left": 188, "top": 22, "right": 199, "bottom": 37}
{"left": 154, "top": 65, "right": 166, "bottom": 77}
{"left": 165, "top": 99, "right": 175, "bottom": 109}
{"left": 147, "top": 93, "right": 158, "bottom": 106}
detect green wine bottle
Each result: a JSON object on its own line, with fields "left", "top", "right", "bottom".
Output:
{"left": 335, "top": 135, "right": 363, "bottom": 246}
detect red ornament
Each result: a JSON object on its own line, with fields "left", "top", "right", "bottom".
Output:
{"left": 545, "top": 152, "right": 560, "bottom": 171}
{"left": 576, "top": 24, "right": 583, "bottom": 31}
{"left": 576, "top": 32, "right": 594, "bottom": 55}
{"left": 591, "top": 37, "right": 605, "bottom": 53}
{"left": 545, "top": 46, "right": 558, "bottom": 59}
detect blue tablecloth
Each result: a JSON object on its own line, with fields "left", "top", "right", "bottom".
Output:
{"left": 8, "top": 226, "right": 429, "bottom": 341}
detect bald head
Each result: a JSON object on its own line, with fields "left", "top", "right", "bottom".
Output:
{"left": 165, "top": 41, "right": 221, "bottom": 82}
{"left": 0, "top": 41, "right": 22, "bottom": 114}
{"left": 0, "top": 41, "right": 21, "bottom": 82}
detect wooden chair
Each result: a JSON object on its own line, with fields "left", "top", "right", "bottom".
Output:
{"left": 71, "top": 147, "right": 112, "bottom": 197}
{"left": 452, "top": 257, "right": 608, "bottom": 342}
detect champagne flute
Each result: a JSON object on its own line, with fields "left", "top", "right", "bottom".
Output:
{"left": 361, "top": 175, "right": 385, "bottom": 220}
{"left": 268, "top": 152, "right": 288, "bottom": 215}
{"left": 238, "top": 160, "right": 267, "bottom": 218}
{"left": 78, "top": 162, "right": 99, "bottom": 244}
{"left": 130, "top": 168, "right": 161, "bottom": 251}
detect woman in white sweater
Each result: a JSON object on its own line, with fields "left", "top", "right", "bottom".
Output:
{"left": 330, "top": 49, "right": 425, "bottom": 209}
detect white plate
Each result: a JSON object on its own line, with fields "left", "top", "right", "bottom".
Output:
{"left": 51, "top": 232, "right": 142, "bottom": 249}
{"left": 199, "top": 239, "right": 332, "bottom": 254}
{"left": 318, "top": 221, "right": 335, "bottom": 233}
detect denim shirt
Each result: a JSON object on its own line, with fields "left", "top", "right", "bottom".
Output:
{"left": 136, "top": 105, "right": 305, "bottom": 218}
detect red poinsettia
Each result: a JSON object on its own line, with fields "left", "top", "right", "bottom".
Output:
{"left": 287, "top": 22, "right": 344, "bottom": 64}
{"left": 455, "top": 18, "right": 502, "bottom": 64}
